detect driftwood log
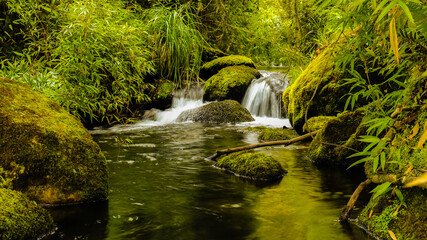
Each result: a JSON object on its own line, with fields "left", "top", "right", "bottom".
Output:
{"left": 206, "top": 130, "right": 319, "bottom": 161}
{"left": 339, "top": 179, "right": 372, "bottom": 223}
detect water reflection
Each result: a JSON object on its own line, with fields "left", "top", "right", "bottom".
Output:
{"left": 45, "top": 123, "right": 369, "bottom": 239}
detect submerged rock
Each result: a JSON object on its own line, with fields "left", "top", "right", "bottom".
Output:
{"left": 0, "top": 77, "right": 108, "bottom": 205}
{"left": 307, "top": 111, "right": 365, "bottom": 166}
{"left": 0, "top": 188, "right": 54, "bottom": 240}
{"left": 203, "top": 65, "right": 261, "bottom": 102}
{"left": 258, "top": 128, "right": 299, "bottom": 142}
{"left": 176, "top": 100, "right": 254, "bottom": 123}
{"left": 215, "top": 150, "right": 286, "bottom": 181}
{"left": 199, "top": 55, "right": 257, "bottom": 80}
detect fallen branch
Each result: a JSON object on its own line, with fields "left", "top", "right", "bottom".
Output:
{"left": 206, "top": 130, "right": 319, "bottom": 161}
{"left": 340, "top": 179, "right": 372, "bottom": 223}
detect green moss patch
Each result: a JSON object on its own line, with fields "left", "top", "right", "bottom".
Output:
{"left": 200, "top": 55, "right": 256, "bottom": 80}
{"left": 258, "top": 128, "right": 299, "bottom": 142}
{"left": 0, "top": 77, "right": 108, "bottom": 204}
{"left": 203, "top": 65, "right": 260, "bottom": 102}
{"left": 359, "top": 188, "right": 427, "bottom": 240}
{"left": 177, "top": 100, "right": 254, "bottom": 123}
{"left": 215, "top": 150, "right": 286, "bottom": 181}
{"left": 303, "top": 116, "right": 336, "bottom": 133}
{"left": 0, "top": 188, "right": 54, "bottom": 240}
{"left": 282, "top": 46, "right": 351, "bottom": 134}
{"left": 307, "top": 111, "right": 365, "bottom": 166}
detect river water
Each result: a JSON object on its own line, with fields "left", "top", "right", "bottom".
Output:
{"left": 45, "top": 71, "right": 371, "bottom": 239}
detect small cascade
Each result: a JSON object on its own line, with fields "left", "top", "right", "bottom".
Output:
{"left": 151, "top": 86, "right": 204, "bottom": 124}
{"left": 242, "top": 71, "right": 288, "bottom": 118}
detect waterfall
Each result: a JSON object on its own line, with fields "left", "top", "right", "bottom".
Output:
{"left": 242, "top": 71, "right": 288, "bottom": 118}
{"left": 147, "top": 86, "right": 205, "bottom": 124}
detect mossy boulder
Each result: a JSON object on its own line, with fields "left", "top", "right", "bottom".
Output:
{"left": 203, "top": 65, "right": 261, "bottom": 102}
{"left": 258, "top": 128, "right": 299, "bottom": 142}
{"left": 307, "top": 111, "right": 365, "bottom": 166}
{"left": 199, "top": 55, "right": 257, "bottom": 80}
{"left": 0, "top": 188, "right": 54, "bottom": 240}
{"left": 0, "top": 77, "right": 108, "bottom": 205}
{"left": 215, "top": 150, "right": 286, "bottom": 181}
{"left": 359, "top": 188, "right": 427, "bottom": 240}
{"left": 176, "top": 100, "right": 254, "bottom": 123}
{"left": 303, "top": 116, "right": 336, "bottom": 133}
{"left": 282, "top": 46, "right": 351, "bottom": 134}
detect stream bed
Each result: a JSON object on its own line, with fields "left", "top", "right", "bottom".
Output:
{"left": 46, "top": 121, "right": 372, "bottom": 239}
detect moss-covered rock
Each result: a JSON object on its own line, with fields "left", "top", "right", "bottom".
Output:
{"left": 359, "top": 188, "right": 427, "bottom": 240}
{"left": 203, "top": 65, "right": 261, "bottom": 102}
{"left": 282, "top": 46, "right": 351, "bottom": 134}
{"left": 303, "top": 116, "right": 336, "bottom": 133}
{"left": 307, "top": 111, "right": 365, "bottom": 166}
{"left": 0, "top": 188, "right": 54, "bottom": 240}
{"left": 0, "top": 77, "right": 108, "bottom": 205}
{"left": 199, "top": 55, "right": 257, "bottom": 80}
{"left": 176, "top": 100, "right": 254, "bottom": 123}
{"left": 258, "top": 128, "right": 299, "bottom": 142}
{"left": 215, "top": 150, "right": 286, "bottom": 180}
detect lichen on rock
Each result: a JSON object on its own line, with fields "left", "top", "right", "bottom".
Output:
{"left": 199, "top": 55, "right": 257, "bottom": 80}
{"left": 215, "top": 150, "right": 286, "bottom": 181}
{"left": 203, "top": 65, "right": 261, "bottom": 102}
{"left": 0, "top": 188, "right": 54, "bottom": 240}
{"left": 0, "top": 77, "right": 108, "bottom": 205}
{"left": 176, "top": 100, "right": 254, "bottom": 123}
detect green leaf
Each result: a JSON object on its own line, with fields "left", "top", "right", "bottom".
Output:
{"left": 359, "top": 135, "right": 381, "bottom": 143}
{"left": 397, "top": 0, "right": 415, "bottom": 24}
{"left": 376, "top": 0, "right": 398, "bottom": 24}
{"left": 394, "top": 188, "right": 406, "bottom": 207}
{"left": 373, "top": 155, "right": 380, "bottom": 172}
{"left": 371, "top": 182, "right": 392, "bottom": 199}
{"left": 347, "top": 156, "right": 371, "bottom": 169}
{"left": 380, "top": 151, "right": 386, "bottom": 170}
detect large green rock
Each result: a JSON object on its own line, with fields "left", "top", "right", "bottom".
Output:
{"left": 0, "top": 77, "right": 108, "bottom": 205}
{"left": 0, "top": 188, "right": 54, "bottom": 240}
{"left": 215, "top": 150, "right": 286, "bottom": 181}
{"left": 307, "top": 111, "right": 365, "bottom": 166}
{"left": 203, "top": 65, "right": 261, "bottom": 102}
{"left": 199, "top": 55, "right": 257, "bottom": 80}
{"left": 176, "top": 100, "right": 254, "bottom": 123}
{"left": 282, "top": 47, "right": 350, "bottom": 134}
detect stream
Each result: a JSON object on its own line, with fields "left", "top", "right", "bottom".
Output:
{"left": 45, "top": 71, "right": 371, "bottom": 239}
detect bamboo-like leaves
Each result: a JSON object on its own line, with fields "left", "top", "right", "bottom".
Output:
{"left": 371, "top": 182, "right": 393, "bottom": 199}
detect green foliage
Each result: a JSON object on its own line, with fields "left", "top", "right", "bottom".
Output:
{"left": 146, "top": 4, "right": 204, "bottom": 87}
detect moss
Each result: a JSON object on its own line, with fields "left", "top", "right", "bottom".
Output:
{"left": 177, "top": 100, "right": 254, "bottom": 123}
{"left": 0, "top": 77, "right": 108, "bottom": 204}
{"left": 0, "top": 188, "right": 54, "bottom": 240}
{"left": 203, "top": 65, "right": 261, "bottom": 102}
{"left": 307, "top": 110, "right": 365, "bottom": 166}
{"left": 302, "top": 116, "right": 336, "bottom": 133}
{"left": 282, "top": 46, "right": 351, "bottom": 134}
{"left": 359, "top": 188, "right": 427, "bottom": 240}
{"left": 258, "top": 128, "right": 299, "bottom": 142}
{"left": 199, "top": 55, "right": 257, "bottom": 80}
{"left": 215, "top": 150, "right": 286, "bottom": 180}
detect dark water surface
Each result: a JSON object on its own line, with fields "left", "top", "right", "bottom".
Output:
{"left": 46, "top": 122, "right": 371, "bottom": 239}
